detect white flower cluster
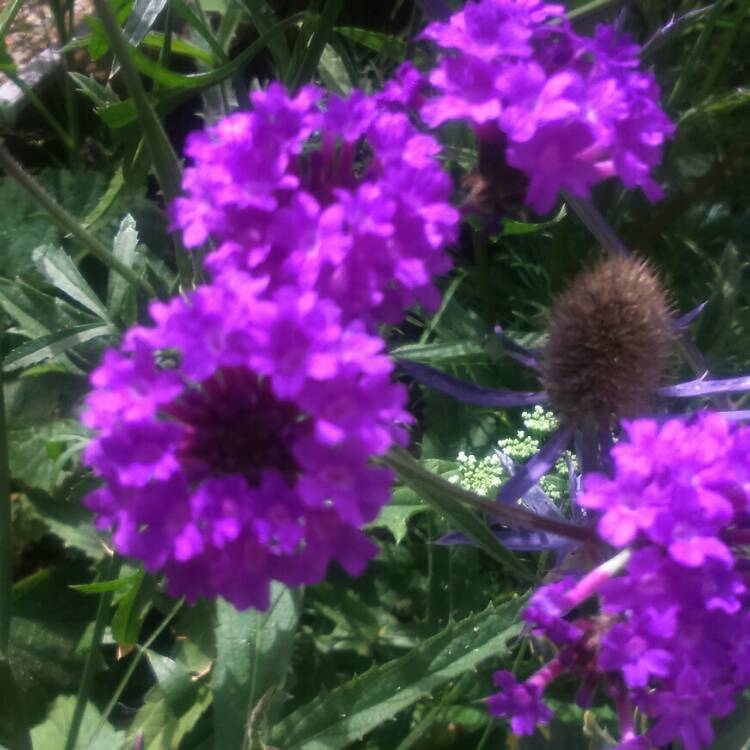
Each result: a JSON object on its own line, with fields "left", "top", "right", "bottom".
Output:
{"left": 450, "top": 407, "right": 574, "bottom": 501}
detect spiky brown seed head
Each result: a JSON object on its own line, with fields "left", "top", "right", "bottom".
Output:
{"left": 541, "top": 255, "right": 675, "bottom": 427}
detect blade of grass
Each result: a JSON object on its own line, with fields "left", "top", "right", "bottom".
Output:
{"left": 85, "top": 597, "right": 184, "bottom": 749}
{"left": 290, "top": 0, "right": 343, "bottom": 92}
{"left": 49, "top": 0, "right": 80, "bottom": 150}
{"left": 667, "top": 1, "right": 725, "bottom": 109}
{"left": 232, "top": 0, "right": 290, "bottom": 78}
{"left": 0, "top": 0, "right": 24, "bottom": 39}
{"left": 173, "top": 0, "right": 228, "bottom": 62}
{"left": 64, "top": 555, "right": 122, "bottom": 750}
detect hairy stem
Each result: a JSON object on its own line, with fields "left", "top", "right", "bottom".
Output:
{"left": 0, "top": 143, "right": 156, "bottom": 297}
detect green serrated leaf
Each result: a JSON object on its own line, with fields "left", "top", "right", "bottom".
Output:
{"left": 107, "top": 214, "right": 140, "bottom": 321}
{"left": 3, "top": 324, "right": 113, "bottom": 372}
{"left": 8, "top": 420, "right": 89, "bottom": 493}
{"left": 0, "top": 170, "right": 108, "bottom": 279}
{"left": 367, "top": 486, "right": 427, "bottom": 544}
{"left": 32, "top": 244, "right": 110, "bottom": 322}
{"left": 69, "top": 72, "right": 121, "bottom": 107}
{"left": 30, "top": 694, "right": 124, "bottom": 750}
{"left": 211, "top": 585, "right": 301, "bottom": 750}
{"left": 24, "top": 481, "right": 105, "bottom": 560}
{"left": 270, "top": 595, "right": 527, "bottom": 750}
{"left": 0, "top": 277, "right": 94, "bottom": 342}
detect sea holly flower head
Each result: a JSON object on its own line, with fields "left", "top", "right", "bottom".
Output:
{"left": 419, "top": 0, "right": 675, "bottom": 212}
{"left": 83, "top": 271, "right": 411, "bottom": 610}
{"left": 172, "top": 83, "right": 458, "bottom": 327}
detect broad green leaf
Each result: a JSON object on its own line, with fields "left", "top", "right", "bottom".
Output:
{"left": 95, "top": 13, "right": 305, "bottom": 126}
{"left": 144, "top": 651, "right": 196, "bottom": 713}
{"left": 0, "top": 277, "right": 95, "bottom": 341}
{"left": 107, "top": 214, "right": 139, "bottom": 320}
{"left": 141, "top": 32, "right": 215, "bottom": 63}
{"left": 367, "top": 486, "right": 427, "bottom": 544}
{"left": 24, "top": 481, "right": 104, "bottom": 560}
{"left": 270, "top": 595, "right": 527, "bottom": 750}
{"left": 212, "top": 585, "right": 302, "bottom": 750}
{"left": 128, "top": 684, "right": 212, "bottom": 750}
{"left": 0, "top": 170, "right": 107, "bottom": 278}
{"left": 30, "top": 694, "right": 124, "bottom": 750}
{"left": 8, "top": 419, "right": 89, "bottom": 493}
{"left": 5, "top": 565, "right": 100, "bottom": 740}
{"left": 318, "top": 43, "right": 352, "bottom": 96}
{"left": 3, "top": 324, "right": 113, "bottom": 372}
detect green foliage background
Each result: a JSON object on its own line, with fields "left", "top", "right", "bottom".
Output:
{"left": 0, "top": 0, "right": 748, "bottom": 748}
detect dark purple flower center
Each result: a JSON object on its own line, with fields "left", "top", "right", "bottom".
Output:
{"left": 165, "top": 367, "right": 308, "bottom": 486}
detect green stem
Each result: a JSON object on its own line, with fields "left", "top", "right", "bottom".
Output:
{"left": 475, "top": 718, "right": 494, "bottom": 750}
{"left": 85, "top": 597, "right": 184, "bottom": 749}
{"left": 396, "top": 671, "right": 475, "bottom": 750}
{"left": 91, "top": 0, "right": 194, "bottom": 289}
{"left": 64, "top": 555, "right": 122, "bottom": 750}
{"left": 49, "top": 0, "right": 80, "bottom": 150}
{"left": 385, "top": 446, "right": 593, "bottom": 543}
{"left": 0, "top": 143, "right": 156, "bottom": 298}
{"left": 7, "top": 70, "right": 77, "bottom": 155}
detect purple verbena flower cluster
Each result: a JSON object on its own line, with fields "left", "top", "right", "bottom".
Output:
{"left": 487, "top": 413, "right": 750, "bottom": 750}
{"left": 420, "top": 0, "right": 675, "bottom": 211}
{"left": 83, "top": 79, "right": 463, "bottom": 609}
{"left": 83, "top": 273, "right": 411, "bottom": 609}
{"left": 172, "top": 83, "right": 458, "bottom": 326}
